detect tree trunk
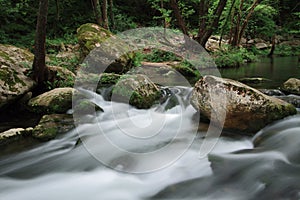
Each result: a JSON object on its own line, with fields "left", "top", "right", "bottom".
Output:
{"left": 268, "top": 35, "right": 276, "bottom": 57}
{"left": 109, "top": 0, "right": 115, "bottom": 29}
{"left": 219, "top": 0, "right": 236, "bottom": 47}
{"left": 102, "top": 0, "right": 109, "bottom": 30}
{"left": 237, "top": 0, "right": 261, "bottom": 45}
{"left": 170, "top": 0, "right": 188, "bottom": 35}
{"left": 196, "top": 0, "right": 209, "bottom": 46}
{"left": 230, "top": 0, "right": 243, "bottom": 47}
{"left": 32, "top": 0, "right": 49, "bottom": 86}
{"left": 91, "top": 0, "right": 102, "bottom": 25}
{"left": 196, "top": 0, "right": 228, "bottom": 47}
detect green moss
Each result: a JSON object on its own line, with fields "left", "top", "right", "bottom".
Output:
{"left": 170, "top": 61, "right": 201, "bottom": 78}
{"left": 99, "top": 73, "right": 121, "bottom": 86}
{"left": 0, "top": 50, "right": 11, "bottom": 61}
{"left": 32, "top": 126, "right": 58, "bottom": 141}
{"left": 112, "top": 75, "right": 161, "bottom": 109}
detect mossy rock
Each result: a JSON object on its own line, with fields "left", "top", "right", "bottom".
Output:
{"left": 281, "top": 78, "right": 300, "bottom": 95}
{"left": 32, "top": 114, "right": 74, "bottom": 141}
{"left": 167, "top": 61, "right": 200, "bottom": 79}
{"left": 77, "top": 23, "right": 135, "bottom": 74}
{"left": 73, "top": 99, "right": 103, "bottom": 115}
{"left": 77, "top": 23, "right": 113, "bottom": 60}
{"left": 0, "top": 44, "right": 36, "bottom": 109}
{"left": 191, "top": 75, "right": 297, "bottom": 134}
{"left": 28, "top": 88, "right": 76, "bottom": 114}
{"left": 112, "top": 74, "right": 161, "bottom": 109}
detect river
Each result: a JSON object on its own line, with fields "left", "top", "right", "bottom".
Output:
{"left": 0, "top": 56, "right": 299, "bottom": 200}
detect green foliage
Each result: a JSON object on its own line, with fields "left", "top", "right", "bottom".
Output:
{"left": 288, "top": 12, "right": 300, "bottom": 34}
{"left": 213, "top": 46, "right": 258, "bottom": 68}
{"left": 143, "top": 49, "right": 182, "bottom": 62}
{"left": 113, "top": 13, "right": 138, "bottom": 32}
{"left": 45, "top": 72, "right": 74, "bottom": 90}
{"left": 274, "top": 45, "right": 300, "bottom": 57}
{"left": 148, "top": 0, "right": 173, "bottom": 27}
{"left": 246, "top": 4, "right": 277, "bottom": 40}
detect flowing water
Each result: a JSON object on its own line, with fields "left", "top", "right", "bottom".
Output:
{"left": 0, "top": 57, "right": 299, "bottom": 200}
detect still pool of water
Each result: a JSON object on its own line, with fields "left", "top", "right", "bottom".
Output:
{"left": 220, "top": 56, "right": 300, "bottom": 88}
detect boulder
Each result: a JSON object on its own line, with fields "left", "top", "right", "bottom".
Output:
{"left": 0, "top": 44, "right": 36, "bottom": 109}
{"left": 28, "top": 87, "right": 76, "bottom": 114}
{"left": 255, "top": 43, "right": 268, "bottom": 50}
{"left": 259, "top": 89, "right": 285, "bottom": 96}
{"left": 77, "top": 23, "right": 113, "bottom": 59}
{"left": 0, "top": 128, "right": 33, "bottom": 146}
{"left": 32, "top": 114, "right": 74, "bottom": 141}
{"left": 276, "top": 95, "right": 300, "bottom": 108}
{"left": 132, "top": 62, "right": 199, "bottom": 86}
{"left": 281, "top": 78, "right": 300, "bottom": 95}
{"left": 73, "top": 99, "right": 103, "bottom": 115}
{"left": 239, "top": 77, "right": 271, "bottom": 84}
{"left": 191, "top": 75, "right": 297, "bottom": 134}
{"left": 77, "top": 23, "right": 134, "bottom": 74}
{"left": 112, "top": 74, "right": 161, "bottom": 109}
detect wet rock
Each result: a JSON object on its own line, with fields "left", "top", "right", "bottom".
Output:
{"left": 28, "top": 88, "right": 76, "bottom": 114}
{"left": 259, "top": 89, "right": 285, "bottom": 96}
{"left": 0, "top": 127, "right": 33, "bottom": 146}
{"left": 276, "top": 95, "right": 300, "bottom": 108}
{"left": 32, "top": 114, "right": 74, "bottom": 141}
{"left": 239, "top": 77, "right": 271, "bottom": 84}
{"left": 73, "top": 99, "right": 103, "bottom": 115}
{"left": 281, "top": 78, "right": 300, "bottom": 95}
{"left": 112, "top": 74, "right": 161, "bottom": 109}
{"left": 0, "top": 44, "right": 36, "bottom": 109}
{"left": 191, "top": 75, "right": 297, "bottom": 134}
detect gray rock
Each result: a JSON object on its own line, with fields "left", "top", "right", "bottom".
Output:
{"left": 276, "top": 95, "right": 300, "bottom": 108}
{"left": 191, "top": 75, "right": 297, "bottom": 134}
{"left": 0, "top": 127, "right": 33, "bottom": 146}
{"left": 0, "top": 44, "right": 36, "bottom": 109}
{"left": 239, "top": 77, "right": 271, "bottom": 84}
{"left": 112, "top": 74, "right": 161, "bottom": 109}
{"left": 255, "top": 43, "right": 268, "bottom": 50}
{"left": 281, "top": 78, "right": 300, "bottom": 95}
{"left": 28, "top": 88, "right": 76, "bottom": 114}
{"left": 259, "top": 89, "right": 285, "bottom": 96}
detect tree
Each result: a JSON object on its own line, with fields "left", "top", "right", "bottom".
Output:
{"left": 229, "top": 0, "right": 262, "bottom": 47}
{"left": 195, "top": 0, "right": 228, "bottom": 47}
{"left": 170, "top": 0, "right": 188, "bottom": 35}
{"left": 109, "top": 0, "right": 115, "bottom": 29}
{"left": 91, "top": 0, "right": 103, "bottom": 26}
{"left": 32, "top": 0, "right": 49, "bottom": 86}
{"left": 149, "top": 0, "right": 228, "bottom": 47}
{"left": 91, "top": 0, "right": 109, "bottom": 29}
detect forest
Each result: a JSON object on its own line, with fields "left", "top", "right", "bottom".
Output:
{"left": 0, "top": 0, "right": 300, "bottom": 200}
{"left": 1, "top": 0, "right": 300, "bottom": 65}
